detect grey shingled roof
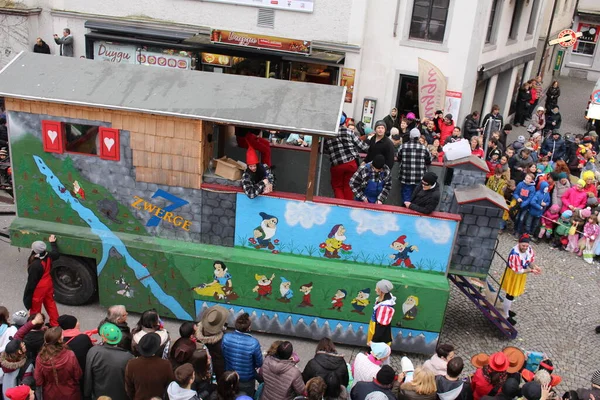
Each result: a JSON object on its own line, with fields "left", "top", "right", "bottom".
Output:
{"left": 0, "top": 52, "right": 345, "bottom": 136}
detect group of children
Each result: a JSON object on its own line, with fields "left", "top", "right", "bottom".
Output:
{"left": 486, "top": 150, "right": 600, "bottom": 262}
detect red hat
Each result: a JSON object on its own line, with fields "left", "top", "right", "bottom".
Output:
{"left": 393, "top": 235, "right": 407, "bottom": 245}
{"left": 6, "top": 385, "right": 31, "bottom": 400}
{"left": 246, "top": 146, "right": 259, "bottom": 165}
{"left": 488, "top": 352, "right": 509, "bottom": 372}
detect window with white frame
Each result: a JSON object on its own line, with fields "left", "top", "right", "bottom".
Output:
{"left": 527, "top": 0, "right": 541, "bottom": 35}
{"left": 573, "top": 24, "right": 599, "bottom": 56}
{"left": 409, "top": 0, "right": 450, "bottom": 43}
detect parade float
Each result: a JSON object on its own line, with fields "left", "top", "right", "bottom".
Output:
{"left": 0, "top": 52, "right": 513, "bottom": 354}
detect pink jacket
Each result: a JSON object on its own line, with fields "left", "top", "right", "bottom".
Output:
{"left": 541, "top": 209, "right": 559, "bottom": 229}
{"left": 560, "top": 187, "right": 588, "bottom": 213}
{"left": 583, "top": 222, "right": 600, "bottom": 241}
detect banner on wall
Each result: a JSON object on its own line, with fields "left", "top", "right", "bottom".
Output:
{"left": 211, "top": 29, "right": 311, "bottom": 55}
{"left": 417, "top": 58, "right": 447, "bottom": 119}
{"left": 340, "top": 68, "right": 356, "bottom": 103}
{"left": 201, "top": 0, "right": 314, "bottom": 12}
{"left": 444, "top": 91, "right": 462, "bottom": 121}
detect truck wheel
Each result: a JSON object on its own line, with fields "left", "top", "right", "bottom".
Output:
{"left": 51, "top": 256, "right": 98, "bottom": 305}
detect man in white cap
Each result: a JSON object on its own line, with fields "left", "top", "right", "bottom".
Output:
{"left": 23, "top": 235, "right": 60, "bottom": 327}
{"left": 397, "top": 128, "right": 431, "bottom": 205}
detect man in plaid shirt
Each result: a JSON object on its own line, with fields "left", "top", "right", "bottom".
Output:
{"left": 241, "top": 147, "right": 274, "bottom": 199}
{"left": 324, "top": 114, "right": 370, "bottom": 200}
{"left": 349, "top": 154, "right": 392, "bottom": 204}
{"left": 397, "top": 128, "right": 431, "bottom": 204}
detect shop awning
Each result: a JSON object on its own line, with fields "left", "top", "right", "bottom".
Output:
{"left": 85, "top": 19, "right": 199, "bottom": 42}
{"left": 0, "top": 52, "right": 345, "bottom": 136}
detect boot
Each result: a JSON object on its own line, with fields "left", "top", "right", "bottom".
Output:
{"left": 502, "top": 298, "right": 513, "bottom": 319}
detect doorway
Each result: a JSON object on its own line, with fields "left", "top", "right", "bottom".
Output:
{"left": 395, "top": 74, "right": 419, "bottom": 119}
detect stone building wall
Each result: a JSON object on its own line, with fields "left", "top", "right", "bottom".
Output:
{"left": 201, "top": 175, "right": 238, "bottom": 247}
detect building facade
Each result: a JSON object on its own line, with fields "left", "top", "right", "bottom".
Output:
{"left": 561, "top": 0, "right": 600, "bottom": 82}
{"left": 0, "top": 0, "right": 546, "bottom": 125}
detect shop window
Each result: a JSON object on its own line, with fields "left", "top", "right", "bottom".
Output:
{"left": 486, "top": 0, "right": 501, "bottom": 44}
{"left": 573, "top": 24, "right": 599, "bottom": 56}
{"left": 41, "top": 120, "right": 120, "bottom": 161}
{"left": 409, "top": 0, "right": 450, "bottom": 43}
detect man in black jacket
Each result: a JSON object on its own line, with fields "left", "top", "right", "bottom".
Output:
{"left": 58, "top": 314, "right": 93, "bottom": 372}
{"left": 463, "top": 111, "right": 482, "bottom": 141}
{"left": 365, "top": 120, "right": 396, "bottom": 170}
{"left": 33, "top": 38, "right": 51, "bottom": 54}
{"left": 405, "top": 172, "right": 440, "bottom": 214}
{"left": 350, "top": 365, "right": 396, "bottom": 400}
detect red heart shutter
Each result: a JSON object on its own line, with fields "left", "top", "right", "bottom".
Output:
{"left": 41, "top": 120, "right": 64, "bottom": 153}
{"left": 99, "top": 127, "right": 120, "bottom": 161}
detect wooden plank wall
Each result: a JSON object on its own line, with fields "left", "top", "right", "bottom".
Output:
{"left": 5, "top": 99, "right": 213, "bottom": 190}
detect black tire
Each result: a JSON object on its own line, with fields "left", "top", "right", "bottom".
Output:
{"left": 51, "top": 256, "right": 97, "bottom": 305}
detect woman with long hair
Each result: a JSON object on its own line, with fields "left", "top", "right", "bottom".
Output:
{"left": 34, "top": 327, "right": 82, "bottom": 400}
{"left": 23, "top": 235, "right": 60, "bottom": 327}
{"left": 191, "top": 345, "right": 216, "bottom": 399}
{"left": 470, "top": 352, "right": 510, "bottom": 400}
{"left": 131, "top": 309, "right": 170, "bottom": 358}
{"left": 471, "top": 137, "right": 484, "bottom": 158}
{"left": 210, "top": 370, "right": 246, "bottom": 400}
{"left": 397, "top": 367, "right": 437, "bottom": 400}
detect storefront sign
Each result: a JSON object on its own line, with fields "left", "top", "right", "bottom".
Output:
{"left": 202, "top": 0, "right": 313, "bottom": 13}
{"left": 137, "top": 51, "right": 191, "bottom": 70}
{"left": 444, "top": 91, "right": 462, "bottom": 122}
{"left": 211, "top": 29, "right": 311, "bottom": 55}
{"left": 554, "top": 49, "right": 565, "bottom": 71}
{"left": 201, "top": 52, "right": 232, "bottom": 67}
{"left": 93, "top": 41, "right": 136, "bottom": 64}
{"left": 417, "top": 58, "right": 447, "bottom": 119}
{"left": 340, "top": 68, "right": 355, "bottom": 103}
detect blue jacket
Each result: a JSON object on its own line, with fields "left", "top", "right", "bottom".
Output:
{"left": 222, "top": 331, "right": 263, "bottom": 382}
{"left": 513, "top": 180, "right": 536, "bottom": 209}
{"left": 528, "top": 181, "right": 551, "bottom": 217}
{"left": 541, "top": 136, "right": 566, "bottom": 161}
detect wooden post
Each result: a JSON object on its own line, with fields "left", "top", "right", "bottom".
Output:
{"left": 306, "top": 138, "right": 319, "bottom": 201}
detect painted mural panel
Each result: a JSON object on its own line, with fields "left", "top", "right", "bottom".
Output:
{"left": 235, "top": 194, "right": 458, "bottom": 274}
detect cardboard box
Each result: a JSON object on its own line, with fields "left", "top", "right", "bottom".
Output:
{"left": 214, "top": 157, "right": 245, "bottom": 181}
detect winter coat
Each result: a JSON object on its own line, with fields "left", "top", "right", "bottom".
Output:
{"left": 408, "top": 182, "right": 440, "bottom": 214}
{"left": 222, "top": 330, "right": 263, "bottom": 382}
{"left": 541, "top": 136, "right": 566, "bottom": 161}
{"left": 167, "top": 381, "right": 200, "bottom": 400}
{"left": 440, "top": 122, "right": 455, "bottom": 146}
{"left": 84, "top": 344, "right": 134, "bottom": 400}
{"left": 422, "top": 354, "right": 447, "bottom": 376}
{"left": 397, "top": 385, "right": 438, "bottom": 400}
{"left": 125, "top": 356, "right": 175, "bottom": 400}
{"left": 195, "top": 324, "right": 225, "bottom": 381}
{"left": 1, "top": 353, "right": 34, "bottom": 398}
{"left": 545, "top": 86, "right": 560, "bottom": 109}
{"left": 35, "top": 348, "right": 82, "bottom": 400}
{"left": 351, "top": 353, "right": 382, "bottom": 387}
{"left": 546, "top": 111, "right": 562, "bottom": 130}
{"left": 383, "top": 115, "right": 400, "bottom": 133}
{"left": 98, "top": 319, "right": 132, "bottom": 351}
{"left": 513, "top": 181, "right": 535, "bottom": 209}
{"left": 33, "top": 41, "right": 51, "bottom": 54}
{"left": 463, "top": 115, "right": 480, "bottom": 140}
{"left": 259, "top": 356, "right": 305, "bottom": 400}
{"left": 551, "top": 179, "right": 571, "bottom": 208}
{"left": 436, "top": 375, "right": 473, "bottom": 400}
{"left": 351, "top": 380, "right": 396, "bottom": 400}
{"left": 517, "top": 89, "right": 532, "bottom": 111}
{"left": 365, "top": 135, "right": 396, "bottom": 170}
{"left": 23, "top": 242, "right": 60, "bottom": 310}
{"left": 62, "top": 329, "right": 93, "bottom": 373}
{"left": 528, "top": 181, "right": 551, "bottom": 217}
{"left": 561, "top": 186, "right": 588, "bottom": 213}
{"left": 470, "top": 368, "right": 498, "bottom": 400}
{"left": 302, "top": 352, "right": 349, "bottom": 388}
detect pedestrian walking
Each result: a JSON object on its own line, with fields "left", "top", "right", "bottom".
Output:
{"left": 53, "top": 28, "right": 73, "bottom": 57}
{"left": 545, "top": 81, "right": 561, "bottom": 110}
{"left": 23, "top": 235, "right": 60, "bottom": 327}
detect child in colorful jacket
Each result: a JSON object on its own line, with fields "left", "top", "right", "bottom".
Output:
{"left": 551, "top": 210, "right": 572, "bottom": 249}
{"left": 580, "top": 214, "right": 600, "bottom": 256}
{"left": 538, "top": 204, "right": 560, "bottom": 239}
{"left": 524, "top": 181, "right": 551, "bottom": 235}
{"left": 513, "top": 173, "right": 536, "bottom": 235}
{"left": 566, "top": 208, "right": 591, "bottom": 252}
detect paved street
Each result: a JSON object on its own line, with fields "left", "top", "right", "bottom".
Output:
{"left": 0, "top": 75, "right": 598, "bottom": 393}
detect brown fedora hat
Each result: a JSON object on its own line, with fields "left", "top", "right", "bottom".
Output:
{"left": 502, "top": 346, "right": 526, "bottom": 373}
{"left": 471, "top": 352, "right": 490, "bottom": 368}
{"left": 200, "top": 305, "right": 229, "bottom": 335}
